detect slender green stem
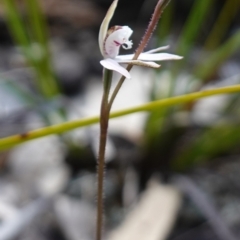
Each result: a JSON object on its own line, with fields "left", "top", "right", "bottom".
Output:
{"left": 96, "top": 69, "right": 112, "bottom": 240}
{"left": 1, "top": 84, "right": 240, "bottom": 151}
{"left": 108, "top": 69, "right": 130, "bottom": 109}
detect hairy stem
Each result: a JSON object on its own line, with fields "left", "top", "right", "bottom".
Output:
{"left": 96, "top": 69, "right": 112, "bottom": 240}
{"left": 108, "top": 0, "right": 171, "bottom": 109}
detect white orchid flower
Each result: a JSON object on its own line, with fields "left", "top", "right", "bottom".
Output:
{"left": 99, "top": 0, "right": 183, "bottom": 79}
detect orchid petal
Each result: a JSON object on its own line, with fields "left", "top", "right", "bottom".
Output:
{"left": 98, "top": 0, "right": 118, "bottom": 56}
{"left": 117, "top": 60, "right": 160, "bottom": 68}
{"left": 116, "top": 53, "right": 183, "bottom": 61}
{"left": 104, "top": 26, "right": 133, "bottom": 58}
{"left": 144, "top": 45, "right": 169, "bottom": 54}
{"left": 100, "top": 58, "right": 131, "bottom": 79}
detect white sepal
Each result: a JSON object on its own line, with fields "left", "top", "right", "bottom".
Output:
{"left": 116, "top": 53, "right": 183, "bottom": 61}
{"left": 98, "top": 0, "right": 118, "bottom": 56}
{"left": 100, "top": 58, "right": 131, "bottom": 79}
{"left": 144, "top": 45, "right": 169, "bottom": 54}
{"left": 117, "top": 60, "right": 160, "bottom": 68}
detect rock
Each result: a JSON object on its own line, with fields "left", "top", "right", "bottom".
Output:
{"left": 0, "top": 198, "right": 50, "bottom": 240}
{"left": 54, "top": 196, "right": 95, "bottom": 240}
{"left": 8, "top": 136, "right": 69, "bottom": 198}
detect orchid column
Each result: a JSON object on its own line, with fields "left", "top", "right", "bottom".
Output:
{"left": 96, "top": 0, "right": 182, "bottom": 239}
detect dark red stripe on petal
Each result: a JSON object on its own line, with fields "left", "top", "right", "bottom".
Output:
{"left": 114, "top": 40, "right": 121, "bottom": 46}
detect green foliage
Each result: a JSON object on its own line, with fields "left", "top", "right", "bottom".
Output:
{"left": 144, "top": 0, "right": 240, "bottom": 171}
{"left": 2, "top": 0, "right": 67, "bottom": 127}
{"left": 173, "top": 124, "right": 240, "bottom": 171}
{"left": 3, "top": 0, "right": 59, "bottom": 98}
{"left": 1, "top": 0, "right": 240, "bottom": 173}
{"left": 176, "top": 0, "right": 215, "bottom": 57}
{"left": 195, "top": 30, "right": 240, "bottom": 80}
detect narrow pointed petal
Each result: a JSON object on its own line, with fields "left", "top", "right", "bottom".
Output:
{"left": 100, "top": 58, "right": 131, "bottom": 79}
{"left": 116, "top": 53, "right": 183, "bottom": 61}
{"left": 98, "top": 0, "right": 118, "bottom": 56}
{"left": 139, "top": 53, "right": 183, "bottom": 61}
{"left": 117, "top": 60, "right": 160, "bottom": 68}
{"left": 144, "top": 45, "right": 169, "bottom": 54}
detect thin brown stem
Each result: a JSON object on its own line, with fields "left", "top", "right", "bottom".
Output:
{"left": 96, "top": 69, "right": 112, "bottom": 240}
{"left": 108, "top": 68, "right": 131, "bottom": 110}
{"left": 134, "top": 0, "right": 171, "bottom": 58}
{"left": 108, "top": 0, "right": 171, "bottom": 110}
{"left": 96, "top": 1, "right": 171, "bottom": 239}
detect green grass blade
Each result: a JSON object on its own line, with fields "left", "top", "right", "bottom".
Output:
{"left": 176, "top": 0, "right": 215, "bottom": 56}
{"left": 205, "top": 0, "right": 240, "bottom": 50}
{"left": 1, "top": 84, "right": 240, "bottom": 151}
{"left": 24, "top": 0, "right": 59, "bottom": 97}
{"left": 25, "top": 0, "right": 48, "bottom": 46}
{"left": 157, "top": 1, "right": 174, "bottom": 44}
{"left": 173, "top": 124, "right": 240, "bottom": 171}
{"left": 3, "top": 0, "right": 59, "bottom": 98}
{"left": 3, "top": 0, "right": 29, "bottom": 47}
{"left": 195, "top": 30, "right": 240, "bottom": 80}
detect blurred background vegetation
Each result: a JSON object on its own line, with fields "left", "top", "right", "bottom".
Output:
{"left": 0, "top": 0, "right": 239, "bottom": 172}
{"left": 0, "top": 0, "right": 240, "bottom": 239}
